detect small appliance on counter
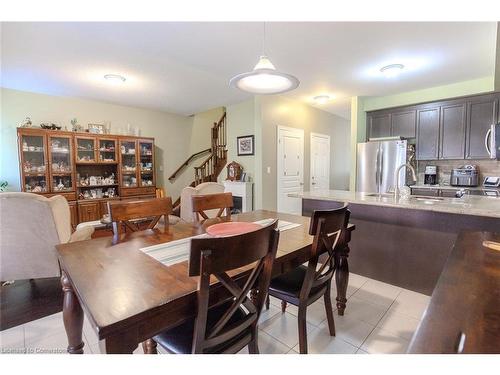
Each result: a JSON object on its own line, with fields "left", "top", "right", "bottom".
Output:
{"left": 450, "top": 165, "right": 479, "bottom": 187}
{"left": 424, "top": 165, "right": 438, "bottom": 185}
{"left": 483, "top": 176, "right": 500, "bottom": 188}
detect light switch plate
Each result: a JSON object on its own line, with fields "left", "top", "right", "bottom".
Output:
{"left": 267, "top": 166, "right": 271, "bottom": 174}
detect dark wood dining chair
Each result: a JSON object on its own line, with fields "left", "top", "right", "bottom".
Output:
{"left": 108, "top": 197, "right": 173, "bottom": 238}
{"left": 150, "top": 219, "right": 280, "bottom": 354}
{"left": 191, "top": 192, "right": 233, "bottom": 225}
{"left": 267, "top": 206, "right": 350, "bottom": 354}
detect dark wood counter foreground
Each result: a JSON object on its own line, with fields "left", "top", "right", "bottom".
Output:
{"left": 408, "top": 231, "right": 500, "bottom": 354}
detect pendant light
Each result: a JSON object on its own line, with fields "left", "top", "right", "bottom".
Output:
{"left": 229, "top": 23, "right": 300, "bottom": 94}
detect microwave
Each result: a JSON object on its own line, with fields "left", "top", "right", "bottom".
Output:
{"left": 486, "top": 123, "right": 500, "bottom": 160}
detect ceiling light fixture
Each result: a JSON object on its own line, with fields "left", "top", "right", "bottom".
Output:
{"left": 229, "top": 23, "right": 299, "bottom": 94}
{"left": 313, "top": 95, "right": 331, "bottom": 105}
{"left": 380, "top": 64, "right": 405, "bottom": 78}
{"left": 104, "top": 74, "right": 126, "bottom": 84}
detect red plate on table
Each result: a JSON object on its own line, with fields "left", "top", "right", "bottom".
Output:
{"left": 205, "top": 222, "right": 262, "bottom": 237}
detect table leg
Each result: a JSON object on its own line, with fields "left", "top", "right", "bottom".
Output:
{"left": 142, "top": 339, "right": 158, "bottom": 354}
{"left": 61, "top": 271, "right": 84, "bottom": 354}
{"left": 335, "top": 245, "right": 350, "bottom": 316}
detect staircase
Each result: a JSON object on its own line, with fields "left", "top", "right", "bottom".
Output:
{"left": 169, "top": 112, "right": 227, "bottom": 210}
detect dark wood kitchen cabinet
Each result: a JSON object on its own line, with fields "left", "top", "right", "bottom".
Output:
{"left": 367, "top": 112, "right": 391, "bottom": 139}
{"left": 416, "top": 105, "right": 440, "bottom": 160}
{"left": 465, "top": 93, "right": 499, "bottom": 159}
{"left": 391, "top": 109, "right": 416, "bottom": 138}
{"left": 439, "top": 100, "right": 466, "bottom": 159}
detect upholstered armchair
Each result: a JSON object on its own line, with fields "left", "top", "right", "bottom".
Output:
{"left": 0, "top": 192, "right": 94, "bottom": 282}
{"left": 179, "top": 182, "right": 225, "bottom": 222}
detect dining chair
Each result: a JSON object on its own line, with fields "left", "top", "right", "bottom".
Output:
{"left": 191, "top": 192, "right": 233, "bottom": 225}
{"left": 150, "top": 219, "right": 280, "bottom": 354}
{"left": 267, "top": 206, "right": 350, "bottom": 354}
{"left": 108, "top": 197, "right": 173, "bottom": 238}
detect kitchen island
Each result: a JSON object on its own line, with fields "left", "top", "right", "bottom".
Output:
{"left": 290, "top": 190, "right": 500, "bottom": 295}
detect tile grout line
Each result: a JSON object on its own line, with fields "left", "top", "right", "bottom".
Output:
{"left": 357, "top": 288, "right": 402, "bottom": 351}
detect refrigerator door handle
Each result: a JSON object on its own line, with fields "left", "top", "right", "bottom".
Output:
{"left": 375, "top": 147, "right": 380, "bottom": 193}
{"left": 379, "top": 147, "right": 384, "bottom": 192}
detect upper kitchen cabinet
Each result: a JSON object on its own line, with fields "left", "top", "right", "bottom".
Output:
{"left": 465, "top": 93, "right": 498, "bottom": 159}
{"left": 367, "top": 112, "right": 391, "bottom": 139}
{"left": 391, "top": 109, "right": 416, "bottom": 138}
{"left": 439, "top": 100, "right": 466, "bottom": 160}
{"left": 416, "top": 105, "right": 440, "bottom": 160}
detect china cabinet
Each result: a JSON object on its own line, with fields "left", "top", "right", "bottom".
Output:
{"left": 17, "top": 128, "right": 156, "bottom": 225}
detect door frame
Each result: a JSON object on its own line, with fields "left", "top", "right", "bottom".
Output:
{"left": 277, "top": 125, "right": 305, "bottom": 214}
{"left": 309, "top": 132, "right": 331, "bottom": 191}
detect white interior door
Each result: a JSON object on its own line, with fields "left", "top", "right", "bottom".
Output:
{"left": 277, "top": 126, "right": 304, "bottom": 215}
{"left": 310, "top": 133, "right": 331, "bottom": 191}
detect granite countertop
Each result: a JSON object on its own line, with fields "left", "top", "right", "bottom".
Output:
{"left": 411, "top": 184, "right": 500, "bottom": 192}
{"left": 290, "top": 189, "right": 500, "bottom": 219}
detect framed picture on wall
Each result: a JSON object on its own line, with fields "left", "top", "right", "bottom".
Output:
{"left": 237, "top": 135, "right": 254, "bottom": 156}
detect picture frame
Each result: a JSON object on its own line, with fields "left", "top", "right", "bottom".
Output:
{"left": 237, "top": 135, "right": 254, "bottom": 156}
{"left": 88, "top": 123, "right": 105, "bottom": 134}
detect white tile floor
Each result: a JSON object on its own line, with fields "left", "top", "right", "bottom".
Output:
{"left": 0, "top": 273, "right": 430, "bottom": 355}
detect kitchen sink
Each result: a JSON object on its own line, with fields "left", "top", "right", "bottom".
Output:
{"left": 364, "top": 193, "right": 394, "bottom": 197}
{"left": 410, "top": 196, "right": 445, "bottom": 202}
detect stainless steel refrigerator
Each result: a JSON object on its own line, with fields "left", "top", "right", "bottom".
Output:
{"left": 356, "top": 140, "right": 408, "bottom": 193}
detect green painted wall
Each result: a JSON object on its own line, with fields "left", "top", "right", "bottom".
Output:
{"left": 363, "top": 76, "right": 495, "bottom": 112}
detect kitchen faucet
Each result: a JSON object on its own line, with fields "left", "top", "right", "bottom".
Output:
{"left": 394, "top": 163, "right": 417, "bottom": 198}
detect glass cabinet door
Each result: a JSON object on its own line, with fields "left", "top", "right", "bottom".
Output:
{"left": 98, "top": 138, "right": 117, "bottom": 163}
{"left": 139, "top": 140, "right": 154, "bottom": 187}
{"left": 120, "top": 140, "right": 137, "bottom": 187}
{"left": 21, "top": 134, "right": 48, "bottom": 193}
{"left": 49, "top": 135, "right": 73, "bottom": 192}
{"left": 76, "top": 137, "right": 96, "bottom": 163}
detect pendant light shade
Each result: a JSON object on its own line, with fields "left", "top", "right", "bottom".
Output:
{"left": 229, "top": 55, "right": 300, "bottom": 95}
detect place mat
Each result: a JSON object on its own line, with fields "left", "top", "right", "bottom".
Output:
{"left": 140, "top": 218, "right": 302, "bottom": 267}
{"left": 206, "top": 222, "right": 263, "bottom": 237}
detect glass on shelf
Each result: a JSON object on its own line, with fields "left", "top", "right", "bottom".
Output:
{"left": 122, "top": 174, "right": 137, "bottom": 188}
{"left": 22, "top": 135, "right": 46, "bottom": 175}
{"left": 78, "top": 187, "right": 117, "bottom": 200}
{"left": 139, "top": 142, "right": 153, "bottom": 156}
{"left": 50, "top": 137, "right": 72, "bottom": 173}
{"left": 24, "top": 176, "right": 47, "bottom": 193}
{"left": 99, "top": 139, "right": 116, "bottom": 162}
{"left": 121, "top": 141, "right": 136, "bottom": 173}
{"left": 52, "top": 176, "right": 73, "bottom": 192}
{"left": 140, "top": 174, "right": 154, "bottom": 187}
{"left": 76, "top": 138, "right": 96, "bottom": 162}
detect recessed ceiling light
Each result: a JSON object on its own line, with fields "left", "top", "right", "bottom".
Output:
{"left": 104, "top": 74, "right": 126, "bottom": 84}
{"left": 313, "top": 95, "right": 331, "bottom": 105}
{"left": 380, "top": 64, "right": 405, "bottom": 78}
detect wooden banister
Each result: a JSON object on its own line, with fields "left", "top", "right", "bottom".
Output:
{"left": 168, "top": 148, "right": 211, "bottom": 181}
{"left": 171, "top": 112, "right": 227, "bottom": 212}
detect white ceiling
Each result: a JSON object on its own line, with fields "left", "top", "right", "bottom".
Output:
{"left": 1, "top": 22, "right": 497, "bottom": 119}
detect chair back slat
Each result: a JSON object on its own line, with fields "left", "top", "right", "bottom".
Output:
{"left": 299, "top": 206, "right": 349, "bottom": 301}
{"left": 189, "top": 219, "right": 279, "bottom": 354}
{"left": 108, "top": 197, "right": 173, "bottom": 238}
{"left": 192, "top": 192, "right": 233, "bottom": 224}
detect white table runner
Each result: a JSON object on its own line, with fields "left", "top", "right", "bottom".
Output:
{"left": 140, "top": 219, "right": 301, "bottom": 267}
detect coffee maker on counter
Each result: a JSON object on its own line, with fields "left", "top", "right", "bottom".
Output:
{"left": 424, "top": 165, "right": 438, "bottom": 185}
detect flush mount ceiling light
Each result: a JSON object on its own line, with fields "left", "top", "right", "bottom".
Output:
{"left": 229, "top": 24, "right": 299, "bottom": 95}
{"left": 104, "top": 74, "right": 126, "bottom": 84}
{"left": 380, "top": 64, "right": 405, "bottom": 78}
{"left": 313, "top": 95, "right": 331, "bottom": 105}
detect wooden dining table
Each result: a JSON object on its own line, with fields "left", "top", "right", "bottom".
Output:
{"left": 56, "top": 210, "right": 355, "bottom": 354}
